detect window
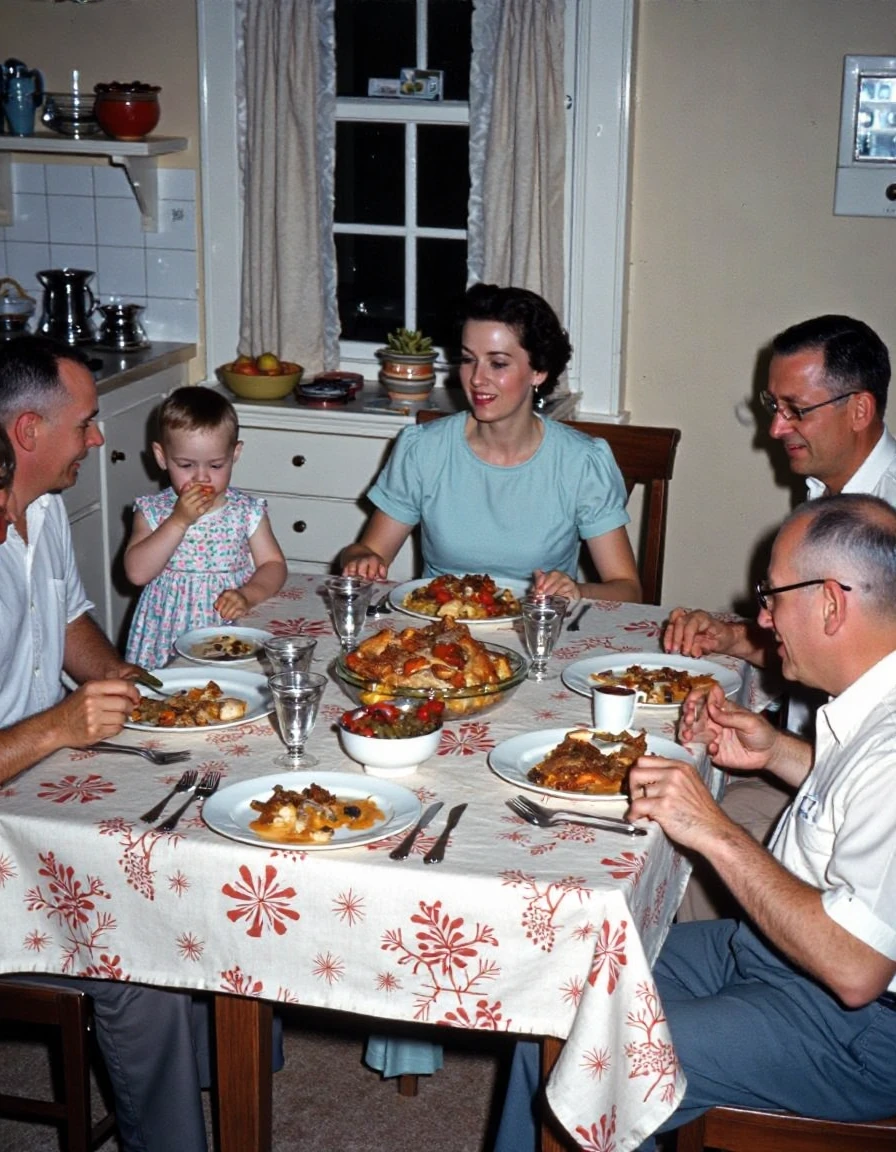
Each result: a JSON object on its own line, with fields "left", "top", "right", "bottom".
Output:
{"left": 198, "top": 0, "right": 634, "bottom": 416}
{"left": 334, "top": 0, "right": 472, "bottom": 352}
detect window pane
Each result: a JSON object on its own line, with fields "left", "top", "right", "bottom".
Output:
{"left": 336, "top": 234, "right": 405, "bottom": 343}
{"left": 417, "top": 238, "right": 467, "bottom": 348}
{"left": 335, "top": 0, "right": 416, "bottom": 97}
{"left": 428, "top": 0, "right": 473, "bottom": 101}
{"left": 418, "top": 126, "right": 468, "bottom": 228}
{"left": 335, "top": 123, "right": 404, "bottom": 225}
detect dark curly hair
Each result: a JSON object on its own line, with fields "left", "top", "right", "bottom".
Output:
{"left": 460, "top": 283, "right": 572, "bottom": 396}
{"left": 0, "top": 422, "right": 14, "bottom": 492}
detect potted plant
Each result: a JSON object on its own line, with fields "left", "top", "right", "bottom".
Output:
{"left": 376, "top": 328, "right": 438, "bottom": 401}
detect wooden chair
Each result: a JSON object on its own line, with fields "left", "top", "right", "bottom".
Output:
{"left": 675, "top": 1104, "right": 896, "bottom": 1152}
{"left": 415, "top": 411, "right": 681, "bottom": 604}
{"left": 0, "top": 982, "right": 116, "bottom": 1151}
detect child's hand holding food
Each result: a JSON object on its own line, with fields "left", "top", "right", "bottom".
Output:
{"left": 171, "top": 481, "right": 216, "bottom": 528}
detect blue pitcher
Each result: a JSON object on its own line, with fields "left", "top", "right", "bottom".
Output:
{"left": 2, "top": 59, "right": 44, "bottom": 137}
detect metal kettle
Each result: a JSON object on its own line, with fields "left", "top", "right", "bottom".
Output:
{"left": 36, "top": 268, "right": 98, "bottom": 345}
{"left": 96, "top": 302, "right": 150, "bottom": 351}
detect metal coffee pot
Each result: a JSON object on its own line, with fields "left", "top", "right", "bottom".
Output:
{"left": 2, "top": 59, "right": 44, "bottom": 137}
{"left": 96, "top": 302, "right": 150, "bottom": 351}
{"left": 36, "top": 268, "right": 98, "bottom": 345}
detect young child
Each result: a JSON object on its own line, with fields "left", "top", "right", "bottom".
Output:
{"left": 124, "top": 386, "right": 287, "bottom": 669}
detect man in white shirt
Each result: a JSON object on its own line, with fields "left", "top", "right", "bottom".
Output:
{"left": 0, "top": 337, "right": 210, "bottom": 1152}
{"left": 497, "top": 494, "right": 896, "bottom": 1150}
{"left": 663, "top": 314, "right": 896, "bottom": 919}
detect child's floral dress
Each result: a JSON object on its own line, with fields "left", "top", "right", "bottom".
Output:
{"left": 125, "top": 487, "right": 267, "bottom": 669}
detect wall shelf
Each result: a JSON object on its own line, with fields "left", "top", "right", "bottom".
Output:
{"left": 0, "top": 133, "right": 188, "bottom": 231}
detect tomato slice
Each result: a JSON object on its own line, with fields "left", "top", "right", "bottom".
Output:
{"left": 367, "top": 701, "right": 400, "bottom": 723}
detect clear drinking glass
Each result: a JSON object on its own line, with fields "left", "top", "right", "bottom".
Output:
{"left": 263, "top": 636, "right": 317, "bottom": 675}
{"left": 521, "top": 595, "right": 568, "bottom": 681}
{"left": 268, "top": 671, "right": 328, "bottom": 769}
{"left": 323, "top": 576, "right": 375, "bottom": 651}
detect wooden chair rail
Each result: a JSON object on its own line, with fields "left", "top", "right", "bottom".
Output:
{"left": 676, "top": 1103, "right": 896, "bottom": 1152}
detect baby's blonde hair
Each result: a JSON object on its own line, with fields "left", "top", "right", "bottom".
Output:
{"left": 157, "top": 386, "right": 239, "bottom": 447}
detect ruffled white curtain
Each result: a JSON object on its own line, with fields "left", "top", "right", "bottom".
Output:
{"left": 236, "top": 0, "right": 339, "bottom": 372}
{"left": 468, "top": 0, "right": 566, "bottom": 318}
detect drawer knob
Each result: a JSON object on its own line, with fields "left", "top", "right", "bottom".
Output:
{"left": 293, "top": 520, "right": 307, "bottom": 533}
{"left": 110, "top": 450, "right": 126, "bottom": 463}
{"left": 292, "top": 454, "right": 306, "bottom": 467}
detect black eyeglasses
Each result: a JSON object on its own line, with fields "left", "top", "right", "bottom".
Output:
{"left": 758, "top": 389, "right": 861, "bottom": 422}
{"left": 755, "top": 578, "right": 852, "bottom": 611}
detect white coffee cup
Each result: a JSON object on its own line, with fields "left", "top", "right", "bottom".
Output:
{"left": 592, "top": 684, "right": 646, "bottom": 731}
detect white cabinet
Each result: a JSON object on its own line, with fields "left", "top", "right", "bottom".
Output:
{"left": 63, "top": 352, "right": 193, "bottom": 649}
{"left": 231, "top": 402, "right": 416, "bottom": 579}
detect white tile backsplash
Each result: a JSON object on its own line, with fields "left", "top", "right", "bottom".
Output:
{"left": 98, "top": 246, "right": 147, "bottom": 298}
{"left": 2, "top": 159, "right": 199, "bottom": 343}
{"left": 146, "top": 248, "right": 197, "bottom": 299}
{"left": 45, "top": 164, "right": 94, "bottom": 197}
{"left": 8, "top": 193, "right": 49, "bottom": 243}
{"left": 49, "top": 195, "right": 97, "bottom": 245}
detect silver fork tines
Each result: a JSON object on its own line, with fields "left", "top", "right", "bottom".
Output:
{"left": 565, "top": 602, "right": 591, "bottom": 631}
{"left": 140, "top": 769, "right": 197, "bottom": 824}
{"left": 157, "top": 771, "right": 221, "bottom": 833}
{"left": 91, "top": 741, "right": 192, "bottom": 766}
{"left": 508, "top": 795, "right": 646, "bottom": 837}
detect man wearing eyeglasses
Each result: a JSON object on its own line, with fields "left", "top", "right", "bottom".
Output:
{"left": 496, "top": 494, "right": 896, "bottom": 1152}
{"left": 664, "top": 314, "right": 895, "bottom": 919}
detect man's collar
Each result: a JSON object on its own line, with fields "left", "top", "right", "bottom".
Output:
{"left": 819, "top": 647, "right": 896, "bottom": 747}
{"left": 806, "top": 426, "right": 895, "bottom": 499}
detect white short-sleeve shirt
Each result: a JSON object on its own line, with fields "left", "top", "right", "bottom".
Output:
{"left": 0, "top": 494, "right": 92, "bottom": 727}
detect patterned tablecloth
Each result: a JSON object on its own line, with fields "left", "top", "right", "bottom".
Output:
{"left": 0, "top": 576, "right": 750, "bottom": 1152}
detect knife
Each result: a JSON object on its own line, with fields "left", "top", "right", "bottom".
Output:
{"left": 423, "top": 803, "right": 468, "bottom": 865}
{"left": 389, "top": 801, "right": 444, "bottom": 860}
{"left": 134, "top": 667, "right": 165, "bottom": 691}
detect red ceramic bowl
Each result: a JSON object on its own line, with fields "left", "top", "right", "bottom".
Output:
{"left": 94, "top": 91, "right": 160, "bottom": 141}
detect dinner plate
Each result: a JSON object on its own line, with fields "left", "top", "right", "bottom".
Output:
{"left": 201, "top": 770, "right": 422, "bottom": 850}
{"left": 560, "top": 652, "right": 742, "bottom": 713}
{"left": 174, "top": 626, "right": 273, "bottom": 666}
{"left": 489, "top": 727, "right": 697, "bottom": 812}
{"left": 124, "top": 668, "right": 273, "bottom": 731}
{"left": 388, "top": 577, "right": 530, "bottom": 627}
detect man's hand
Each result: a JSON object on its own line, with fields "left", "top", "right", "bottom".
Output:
{"left": 627, "top": 753, "right": 732, "bottom": 852}
{"left": 53, "top": 680, "right": 141, "bottom": 747}
{"left": 663, "top": 607, "right": 741, "bottom": 657}
{"left": 679, "top": 684, "right": 778, "bottom": 772}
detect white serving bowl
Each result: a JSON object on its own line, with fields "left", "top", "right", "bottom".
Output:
{"left": 338, "top": 722, "right": 442, "bottom": 779}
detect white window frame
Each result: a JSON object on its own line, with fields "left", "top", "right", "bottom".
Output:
{"left": 197, "top": 0, "right": 634, "bottom": 416}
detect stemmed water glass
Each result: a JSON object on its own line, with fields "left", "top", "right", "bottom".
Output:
{"left": 323, "top": 576, "right": 375, "bottom": 651}
{"left": 263, "top": 636, "right": 317, "bottom": 675}
{"left": 268, "top": 671, "right": 328, "bottom": 769}
{"left": 520, "top": 594, "right": 569, "bottom": 681}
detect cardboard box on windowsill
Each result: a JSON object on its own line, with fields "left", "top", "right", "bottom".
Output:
{"left": 398, "top": 68, "right": 443, "bottom": 100}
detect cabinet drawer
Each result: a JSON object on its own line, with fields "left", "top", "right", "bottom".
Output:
{"left": 235, "top": 428, "right": 394, "bottom": 499}
{"left": 264, "top": 495, "right": 369, "bottom": 567}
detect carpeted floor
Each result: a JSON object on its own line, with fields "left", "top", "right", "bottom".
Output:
{"left": 0, "top": 1007, "right": 511, "bottom": 1152}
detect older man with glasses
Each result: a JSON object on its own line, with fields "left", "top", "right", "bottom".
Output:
{"left": 663, "top": 314, "right": 896, "bottom": 920}
{"left": 497, "top": 494, "right": 896, "bottom": 1152}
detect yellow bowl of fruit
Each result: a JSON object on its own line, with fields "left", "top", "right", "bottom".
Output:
{"left": 218, "top": 353, "right": 303, "bottom": 401}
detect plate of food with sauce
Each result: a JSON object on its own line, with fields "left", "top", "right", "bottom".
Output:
{"left": 560, "top": 653, "right": 742, "bottom": 714}
{"left": 201, "top": 771, "right": 422, "bottom": 850}
{"left": 388, "top": 573, "right": 529, "bottom": 626}
{"left": 174, "top": 626, "right": 273, "bottom": 666}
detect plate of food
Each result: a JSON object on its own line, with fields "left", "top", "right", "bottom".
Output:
{"left": 560, "top": 653, "right": 742, "bottom": 713}
{"left": 201, "top": 771, "right": 421, "bottom": 850}
{"left": 174, "top": 626, "right": 273, "bottom": 666}
{"left": 489, "top": 727, "right": 697, "bottom": 812}
{"left": 124, "top": 669, "right": 273, "bottom": 731}
{"left": 388, "top": 574, "right": 529, "bottom": 626}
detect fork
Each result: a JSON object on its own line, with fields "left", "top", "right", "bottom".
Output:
{"left": 366, "top": 593, "right": 393, "bottom": 617}
{"left": 566, "top": 602, "right": 591, "bottom": 631}
{"left": 140, "top": 769, "right": 198, "bottom": 824}
{"left": 91, "top": 741, "right": 192, "bottom": 766}
{"left": 507, "top": 795, "right": 647, "bottom": 837}
{"left": 157, "top": 771, "right": 221, "bottom": 832}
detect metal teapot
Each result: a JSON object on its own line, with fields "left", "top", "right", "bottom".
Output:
{"left": 2, "top": 59, "right": 44, "bottom": 137}
{"left": 36, "top": 268, "right": 98, "bottom": 346}
{"left": 96, "top": 302, "right": 150, "bottom": 351}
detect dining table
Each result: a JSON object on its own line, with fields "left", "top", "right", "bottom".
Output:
{"left": 0, "top": 575, "right": 754, "bottom": 1152}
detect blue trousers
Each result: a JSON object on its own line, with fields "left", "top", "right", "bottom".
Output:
{"left": 496, "top": 919, "right": 896, "bottom": 1152}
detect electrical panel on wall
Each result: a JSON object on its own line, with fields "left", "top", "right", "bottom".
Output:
{"left": 835, "top": 54, "right": 896, "bottom": 217}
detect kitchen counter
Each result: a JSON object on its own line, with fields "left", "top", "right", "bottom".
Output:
{"left": 91, "top": 341, "right": 197, "bottom": 393}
